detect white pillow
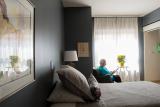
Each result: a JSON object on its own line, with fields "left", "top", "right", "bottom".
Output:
{"left": 47, "top": 82, "right": 85, "bottom": 103}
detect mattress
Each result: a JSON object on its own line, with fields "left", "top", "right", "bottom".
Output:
{"left": 51, "top": 81, "right": 160, "bottom": 107}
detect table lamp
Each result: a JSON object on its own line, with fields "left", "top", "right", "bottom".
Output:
{"left": 64, "top": 50, "right": 78, "bottom": 67}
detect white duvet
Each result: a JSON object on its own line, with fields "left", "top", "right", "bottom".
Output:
{"left": 51, "top": 81, "right": 160, "bottom": 107}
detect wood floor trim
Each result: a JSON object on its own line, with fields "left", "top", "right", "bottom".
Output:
{"left": 151, "top": 80, "right": 160, "bottom": 84}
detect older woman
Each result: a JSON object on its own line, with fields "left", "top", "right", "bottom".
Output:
{"left": 97, "top": 59, "right": 121, "bottom": 82}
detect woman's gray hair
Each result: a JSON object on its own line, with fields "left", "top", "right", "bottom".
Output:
{"left": 100, "top": 59, "right": 106, "bottom": 65}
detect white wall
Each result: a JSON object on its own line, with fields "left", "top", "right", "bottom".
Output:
{"left": 144, "top": 29, "right": 160, "bottom": 81}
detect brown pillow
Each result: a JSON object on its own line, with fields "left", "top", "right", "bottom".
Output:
{"left": 57, "top": 66, "right": 94, "bottom": 101}
{"left": 47, "top": 82, "right": 85, "bottom": 103}
{"left": 88, "top": 74, "right": 101, "bottom": 100}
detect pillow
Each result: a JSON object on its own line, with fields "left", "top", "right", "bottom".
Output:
{"left": 88, "top": 74, "right": 101, "bottom": 100}
{"left": 57, "top": 66, "right": 94, "bottom": 101}
{"left": 47, "top": 82, "right": 85, "bottom": 103}
{"left": 88, "top": 73, "right": 99, "bottom": 87}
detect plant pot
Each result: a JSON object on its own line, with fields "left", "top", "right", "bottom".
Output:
{"left": 119, "top": 62, "right": 125, "bottom": 68}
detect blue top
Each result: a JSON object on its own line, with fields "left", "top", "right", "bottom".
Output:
{"left": 97, "top": 66, "right": 112, "bottom": 75}
{"left": 97, "top": 66, "right": 114, "bottom": 80}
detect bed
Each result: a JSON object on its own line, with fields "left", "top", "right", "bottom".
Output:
{"left": 50, "top": 81, "right": 160, "bottom": 107}
{"left": 49, "top": 65, "right": 160, "bottom": 107}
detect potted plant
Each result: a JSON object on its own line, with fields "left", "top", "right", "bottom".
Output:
{"left": 117, "top": 54, "right": 125, "bottom": 68}
{"left": 155, "top": 43, "right": 160, "bottom": 53}
{"left": 10, "top": 55, "right": 19, "bottom": 68}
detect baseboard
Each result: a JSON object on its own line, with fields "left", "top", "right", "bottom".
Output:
{"left": 151, "top": 80, "right": 160, "bottom": 83}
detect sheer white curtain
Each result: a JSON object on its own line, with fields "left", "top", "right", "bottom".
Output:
{"left": 93, "top": 17, "right": 140, "bottom": 81}
{"left": 0, "top": 14, "right": 32, "bottom": 71}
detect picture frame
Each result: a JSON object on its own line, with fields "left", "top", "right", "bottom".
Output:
{"left": 0, "top": 0, "right": 34, "bottom": 102}
{"left": 77, "top": 42, "right": 89, "bottom": 57}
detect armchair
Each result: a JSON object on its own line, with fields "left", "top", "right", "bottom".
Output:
{"left": 92, "top": 69, "right": 113, "bottom": 83}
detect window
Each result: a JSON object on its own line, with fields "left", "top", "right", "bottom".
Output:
{"left": 93, "top": 17, "right": 140, "bottom": 81}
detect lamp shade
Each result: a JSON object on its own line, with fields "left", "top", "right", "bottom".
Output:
{"left": 64, "top": 50, "right": 78, "bottom": 62}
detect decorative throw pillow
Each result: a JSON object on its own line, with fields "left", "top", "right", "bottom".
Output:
{"left": 57, "top": 66, "right": 94, "bottom": 101}
{"left": 47, "top": 82, "right": 85, "bottom": 103}
{"left": 88, "top": 74, "right": 101, "bottom": 100}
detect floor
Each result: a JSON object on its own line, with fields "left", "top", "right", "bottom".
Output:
{"left": 152, "top": 80, "right": 160, "bottom": 85}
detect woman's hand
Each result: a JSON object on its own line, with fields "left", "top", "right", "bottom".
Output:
{"left": 111, "top": 67, "right": 119, "bottom": 74}
{"left": 111, "top": 70, "right": 116, "bottom": 74}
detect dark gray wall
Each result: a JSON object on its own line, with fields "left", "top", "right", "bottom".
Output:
{"left": 138, "top": 17, "right": 144, "bottom": 80}
{"left": 64, "top": 7, "right": 93, "bottom": 78}
{"left": 143, "top": 8, "right": 160, "bottom": 26}
{"left": 0, "top": 0, "right": 63, "bottom": 107}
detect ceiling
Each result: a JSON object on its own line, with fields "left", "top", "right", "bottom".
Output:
{"left": 63, "top": 0, "right": 160, "bottom": 17}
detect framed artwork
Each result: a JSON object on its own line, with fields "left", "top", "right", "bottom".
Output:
{"left": 77, "top": 42, "right": 89, "bottom": 57}
{"left": 0, "top": 0, "right": 34, "bottom": 102}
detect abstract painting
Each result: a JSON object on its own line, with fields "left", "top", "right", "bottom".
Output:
{"left": 77, "top": 42, "right": 89, "bottom": 57}
{"left": 0, "top": 0, "right": 34, "bottom": 102}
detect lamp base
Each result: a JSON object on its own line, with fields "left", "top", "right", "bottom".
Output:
{"left": 68, "top": 62, "right": 76, "bottom": 68}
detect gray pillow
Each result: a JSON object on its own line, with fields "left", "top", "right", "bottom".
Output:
{"left": 88, "top": 74, "right": 99, "bottom": 88}
{"left": 88, "top": 74, "right": 101, "bottom": 100}
{"left": 57, "top": 66, "right": 94, "bottom": 101}
{"left": 47, "top": 82, "right": 85, "bottom": 103}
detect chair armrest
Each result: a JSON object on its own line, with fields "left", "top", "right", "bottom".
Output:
{"left": 99, "top": 75, "right": 113, "bottom": 83}
{"left": 92, "top": 69, "right": 113, "bottom": 83}
{"left": 104, "top": 74, "right": 111, "bottom": 77}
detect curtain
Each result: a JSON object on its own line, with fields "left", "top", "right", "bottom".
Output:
{"left": 93, "top": 17, "right": 140, "bottom": 81}
{"left": 0, "top": 7, "right": 32, "bottom": 79}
